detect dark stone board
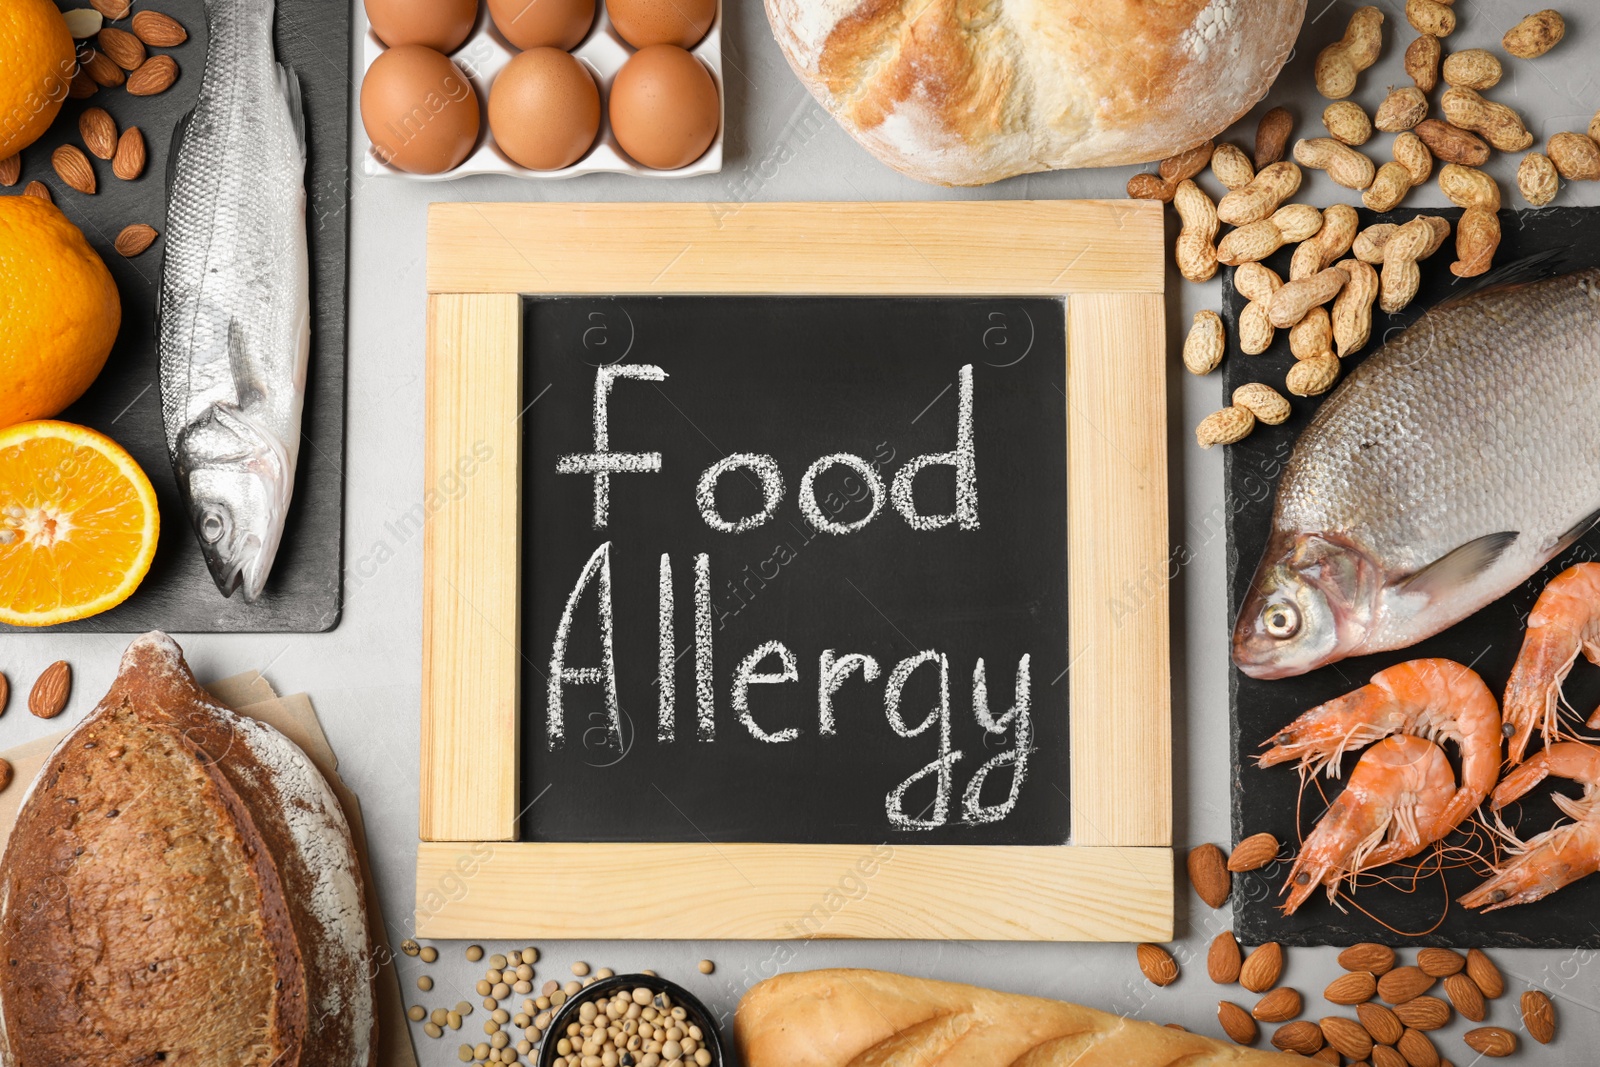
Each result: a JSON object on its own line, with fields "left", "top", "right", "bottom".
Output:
{"left": 2, "top": 0, "right": 349, "bottom": 633}
{"left": 1226, "top": 206, "right": 1600, "bottom": 947}
{"left": 519, "top": 296, "right": 1067, "bottom": 845}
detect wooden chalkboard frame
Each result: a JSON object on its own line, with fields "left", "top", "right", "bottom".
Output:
{"left": 418, "top": 201, "right": 1172, "bottom": 941}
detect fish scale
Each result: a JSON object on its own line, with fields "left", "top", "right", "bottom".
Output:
{"left": 1235, "top": 269, "right": 1600, "bottom": 678}
{"left": 158, "top": 0, "right": 309, "bottom": 602}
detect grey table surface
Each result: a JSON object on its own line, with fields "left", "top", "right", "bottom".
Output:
{"left": 3, "top": 0, "right": 1600, "bottom": 1062}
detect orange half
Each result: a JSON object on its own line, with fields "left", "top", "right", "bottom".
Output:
{"left": 0, "top": 421, "right": 159, "bottom": 626}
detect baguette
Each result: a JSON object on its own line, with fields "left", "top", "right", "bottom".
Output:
{"left": 736, "top": 969, "right": 1301, "bottom": 1066}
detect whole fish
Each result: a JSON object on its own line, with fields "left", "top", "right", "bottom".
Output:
{"left": 1234, "top": 267, "right": 1600, "bottom": 679}
{"left": 159, "top": 0, "right": 309, "bottom": 602}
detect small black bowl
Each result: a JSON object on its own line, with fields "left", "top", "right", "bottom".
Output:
{"left": 536, "top": 972, "right": 724, "bottom": 1067}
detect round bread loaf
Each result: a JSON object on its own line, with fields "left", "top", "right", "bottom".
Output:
{"left": 0, "top": 632, "right": 375, "bottom": 1067}
{"left": 764, "top": 0, "right": 1307, "bottom": 186}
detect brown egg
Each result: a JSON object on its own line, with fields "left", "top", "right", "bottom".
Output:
{"left": 488, "top": 0, "right": 594, "bottom": 50}
{"left": 365, "top": 0, "right": 478, "bottom": 52}
{"left": 489, "top": 49, "right": 600, "bottom": 170}
{"left": 608, "top": 45, "right": 719, "bottom": 170}
{"left": 361, "top": 45, "right": 481, "bottom": 174}
{"left": 606, "top": 0, "right": 715, "bottom": 49}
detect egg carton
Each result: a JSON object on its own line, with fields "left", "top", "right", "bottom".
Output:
{"left": 360, "top": 0, "right": 722, "bottom": 180}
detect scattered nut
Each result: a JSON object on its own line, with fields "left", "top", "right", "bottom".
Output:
{"left": 1338, "top": 943, "right": 1396, "bottom": 975}
{"left": 0, "top": 758, "right": 11, "bottom": 794}
{"left": 1359, "top": 1001, "right": 1405, "bottom": 1046}
{"left": 1393, "top": 994, "right": 1451, "bottom": 1030}
{"left": 126, "top": 53, "right": 178, "bottom": 96}
{"left": 1364, "top": 162, "right": 1415, "bottom": 211}
{"left": 1286, "top": 352, "right": 1340, "bottom": 397}
{"left": 1218, "top": 1000, "right": 1258, "bottom": 1045}
{"left": 1321, "top": 1016, "right": 1374, "bottom": 1061}
{"left": 1315, "top": 7, "right": 1384, "bottom": 100}
{"left": 1290, "top": 203, "right": 1357, "bottom": 280}
{"left": 23, "top": 180, "right": 52, "bottom": 202}
{"left": 1522, "top": 989, "right": 1555, "bottom": 1044}
{"left": 1252, "top": 986, "right": 1302, "bottom": 1023}
{"left": 1324, "top": 970, "right": 1378, "bottom": 1006}
{"left": 31, "top": 662, "right": 73, "bottom": 718}
{"left": 97, "top": 25, "right": 144, "bottom": 70}
{"left": 114, "top": 223, "right": 158, "bottom": 257}
{"left": 1405, "top": 0, "right": 1455, "bottom": 37}
{"left": 1405, "top": 34, "right": 1441, "bottom": 92}
{"left": 1466, "top": 949, "right": 1504, "bottom": 999}
{"left": 0, "top": 154, "right": 17, "bottom": 187}
{"left": 1271, "top": 1019, "right": 1323, "bottom": 1056}
{"left": 1323, "top": 100, "right": 1373, "bottom": 145}
{"left": 1441, "top": 88, "right": 1534, "bottom": 152}
{"left": 1125, "top": 172, "right": 1173, "bottom": 202}
{"left": 1394, "top": 130, "right": 1434, "bottom": 186}
{"left": 1160, "top": 139, "right": 1214, "bottom": 185}
{"left": 90, "top": 0, "right": 130, "bottom": 17}
{"left": 131, "top": 10, "right": 188, "bottom": 47}
{"left": 1374, "top": 87, "right": 1427, "bottom": 133}
{"left": 1240, "top": 942, "right": 1284, "bottom": 994}
{"left": 1397, "top": 1026, "right": 1439, "bottom": 1066}
{"left": 112, "top": 126, "right": 146, "bottom": 180}
{"left": 1208, "top": 930, "right": 1242, "bottom": 984}
{"left": 1196, "top": 405, "right": 1255, "bottom": 449}
{"left": 1442, "top": 972, "right": 1486, "bottom": 1022}
{"left": 1377, "top": 966, "right": 1436, "bottom": 1005}
{"left": 79, "top": 106, "right": 116, "bottom": 160}
{"left": 1210, "top": 143, "right": 1255, "bottom": 191}
{"left": 1183, "top": 310, "right": 1226, "bottom": 375}
{"left": 1270, "top": 267, "right": 1348, "bottom": 329}
{"left": 1548, "top": 131, "right": 1600, "bottom": 181}
{"left": 1463, "top": 1025, "right": 1516, "bottom": 1057}
{"left": 1217, "top": 161, "right": 1303, "bottom": 226}
{"left": 1136, "top": 943, "right": 1178, "bottom": 987}
{"left": 67, "top": 67, "right": 97, "bottom": 98}
{"left": 1379, "top": 216, "right": 1449, "bottom": 312}
{"left": 1414, "top": 118, "right": 1490, "bottom": 166}
{"left": 1451, "top": 207, "right": 1500, "bottom": 278}
{"left": 1417, "top": 948, "right": 1465, "bottom": 978}
{"left": 1332, "top": 258, "right": 1379, "bottom": 357}
{"left": 1289, "top": 306, "right": 1332, "bottom": 360}
{"left": 63, "top": 7, "right": 103, "bottom": 38}
{"left": 1254, "top": 106, "right": 1294, "bottom": 169}
{"left": 1233, "top": 384, "right": 1290, "bottom": 427}
{"left": 50, "top": 144, "right": 94, "bottom": 195}
{"left": 82, "top": 48, "right": 124, "bottom": 88}
{"left": 1442, "top": 48, "right": 1503, "bottom": 90}
{"left": 1187, "top": 843, "right": 1231, "bottom": 906}
{"left": 1294, "top": 137, "right": 1375, "bottom": 190}
{"left": 1503, "top": 9, "right": 1565, "bottom": 59}
{"left": 1439, "top": 163, "right": 1502, "bottom": 211}
{"left": 1173, "top": 179, "right": 1219, "bottom": 283}
{"left": 1235, "top": 262, "right": 1284, "bottom": 354}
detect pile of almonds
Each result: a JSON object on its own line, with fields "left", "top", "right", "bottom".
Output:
{"left": 5, "top": 3, "right": 190, "bottom": 259}
{"left": 1139, "top": 6, "right": 1600, "bottom": 450}
{"left": 1132, "top": 840, "right": 1562, "bottom": 1061}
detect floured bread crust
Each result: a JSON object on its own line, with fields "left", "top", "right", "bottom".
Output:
{"left": 0, "top": 632, "right": 375, "bottom": 1067}
{"left": 765, "top": 0, "right": 1306, "bottom": 186}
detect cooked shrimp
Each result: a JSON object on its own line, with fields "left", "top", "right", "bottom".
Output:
{"left": 1281, "top": 735, "right": 1459, "bottom": 914}
{"left": 1504, "top": 563, "right": 1600, "bottom": 764}
{"left": 1460, "top": 741, "right": 1600, "bottom": 912}
{"left": 1260, "top": 658, "right": 1502, "bottom": 834}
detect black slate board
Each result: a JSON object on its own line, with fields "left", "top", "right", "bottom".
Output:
{"left": 2, "top": 0, "right": 349, "bottom": 633}
{"left": 1226, "top": 206, "right": 1600, "bottom": 948}
{"left": 519, "top": 296, "right": 1069, "bottom": 845}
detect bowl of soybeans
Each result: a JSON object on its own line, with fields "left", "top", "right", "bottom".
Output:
{"left": 536, "top": 973, "right": 722, "bottom": 1067}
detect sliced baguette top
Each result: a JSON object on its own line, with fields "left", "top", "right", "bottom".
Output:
{"left": 736, "top": 968, "right": 1303, "bottom": 1066}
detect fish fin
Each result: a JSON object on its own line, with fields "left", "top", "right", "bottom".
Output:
{"left": 166, "top": 108, "right": 193, "bottom": 189}
{"left": 278, "top": 63, "right": 307, "bottom": 162}
{"left": 1434, "top": 248, "right": 1573, "bottom": 311}
{"left": 1552, "top": 507, "right": 1600, "bottom": 556}
{"left": 1401, "top": 531, "right": 1520, "bottom": 598}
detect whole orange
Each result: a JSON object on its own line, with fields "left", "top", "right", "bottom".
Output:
{"left": 0, "top": 195, "right": 121, "bottom": 429}
{"left": 0, "top": 0, "right": 74, "bottom": 158}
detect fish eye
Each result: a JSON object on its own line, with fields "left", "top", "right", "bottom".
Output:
{"left": 1263, "top": 603, "right": 1300, "bottom": 639}
{"left": 199, "top": 510, "right": 226, "bottom": 544}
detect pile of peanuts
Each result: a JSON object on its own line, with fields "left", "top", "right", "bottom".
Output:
{"left": 1134, "top": 7, "right": 1599, "bottom": 449}
{"left": 399, "top": 940, "right": 719, "bottom": 1066}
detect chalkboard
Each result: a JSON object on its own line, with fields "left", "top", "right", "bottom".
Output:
{"left": 2, "top": 0, "right": 349, "bottom": 633}
{"left": 520, "top": 296, "right": 1069, "bottom": 845}
{"left": 1226, "top": 206, "right": 1600, "bottom": 947}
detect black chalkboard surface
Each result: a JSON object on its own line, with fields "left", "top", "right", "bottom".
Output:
{"left": 520, "top": 296, "right": 1068, "bottom": 845}
{"left": 1226, "top": 207, "right": 1600, "bottom": 947}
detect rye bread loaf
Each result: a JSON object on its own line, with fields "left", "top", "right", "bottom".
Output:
{"left": 0, "top": 632, "right": 375, "bottom": 1067}
{"left": 765, "top": 0, "right": 1307, "bottom": 186}
{"left": 737, "top": 968, "right": 1304, "bottom": 1065}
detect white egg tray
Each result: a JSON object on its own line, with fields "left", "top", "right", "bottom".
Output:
{"left": 360, "top": 0, "right": 723, "bottom": 181}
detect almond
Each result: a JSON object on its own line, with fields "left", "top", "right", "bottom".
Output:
{"left": 1325, "top": 970, "right": 1377, "bottom": 1005}
{"left": 1465, "top": 949, "right": 1503, "bottom": 998}
{"left": 1373, "top": 1046, "right": 1409, "bottom": 1067}
{"left": 90, "top": 0, "right": 131, "bottom": 17}
{"left": 79, "top": 106, "right": 117, "bottom": 160}
{"left": 50, "top": 145, "right": 94, "bottom": 195}
{"left": 82, "top": 48, "right": 123, "bottom": 87}
{"left": 1208, "top": 930, "right": 1241, "bottom": 984}
{"left": 0, "top": 671, "right": 8, "bottom": 715}
{"left": 1416, "top": 947, "right": 1465, "bottom": 977}
{"left": 29, "top": 661, "right": 70, "bottom": 718}
{"left": 1252, "top": 987, "right": 1301, "bottom": 1023}
{"left": 63, "top": 7, "right": 103, "bottom": 38}
{"left": 1136, "top": 943, "right": 1178, "bottom": 987}
{"left": 1358, "top": 1001, "right": 1405, "bottom": 1046}
{"left": 23, "top": 180, "right": 52, "bottom": 202}
{"left": 1188, "top": 843, "right": 1231, "bottom": 908}
{"left": 1378, "top": 966, "right": 1435, "bottom": 1004}
{"left": 1393, "top": 995, "right": 1449, "bottom": 1031}
{"left": 1397, "top": 1026, "right": 1439, "bottom": 1067}
{"left": 1271, "top": 1020, "right": 1323, "bottom": 1056}
{"left": 1321, "top": 1016, "right": 1374, "bottom": 1060}
{"left": 114, "top": 223, "right": 157, "bottom": 258}
{"left": 1218, "top": 1000, "right": 1257, "bottom": 1045}
{"left": 1240, "top": 942, "right": 1283, "bottom": 994}
{"left": 0, "top": 154, "right": 17, "bottom": 187}
{"left": 67, "top": 67, "right": 97, "bottom": 98}
{"left": 1228, "top": 832, "right": 1280, "bottom": 872}
{"left": 1442, "top": 973, "right": 1485, "bottom": 1021}
{"left": 97, "top": 26, "right": 144, "bottom": 70}
{"left": 0, "top": 757, "right": 11, "bottom": 793}
{"left": 126, "top": 54, "right": 177, "bottom": 96}
{"left": 112, "top": 126, "right": 146, "bottom": 180}
{"left": 131, "top": 10, "right": 188, "bottom": 46}
{"left": 1463, "top": 1026, "right": 1516, "bottom": 1057}
{"left": 1310, "top": 1050, "right": 1339, "bottom": 1065}
{"left": 1339, "top": 943, "right": 1396, "bottom": 975}
{"left": 1521, "top": 989, "right": 1555, "bottom": 1044}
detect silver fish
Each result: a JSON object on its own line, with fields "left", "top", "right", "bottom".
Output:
{"left": 1234, "top": 268, "right": 1600, "bottom": 679}
{"left": 159, "top": 0, "right": 309, "bottom": 602}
